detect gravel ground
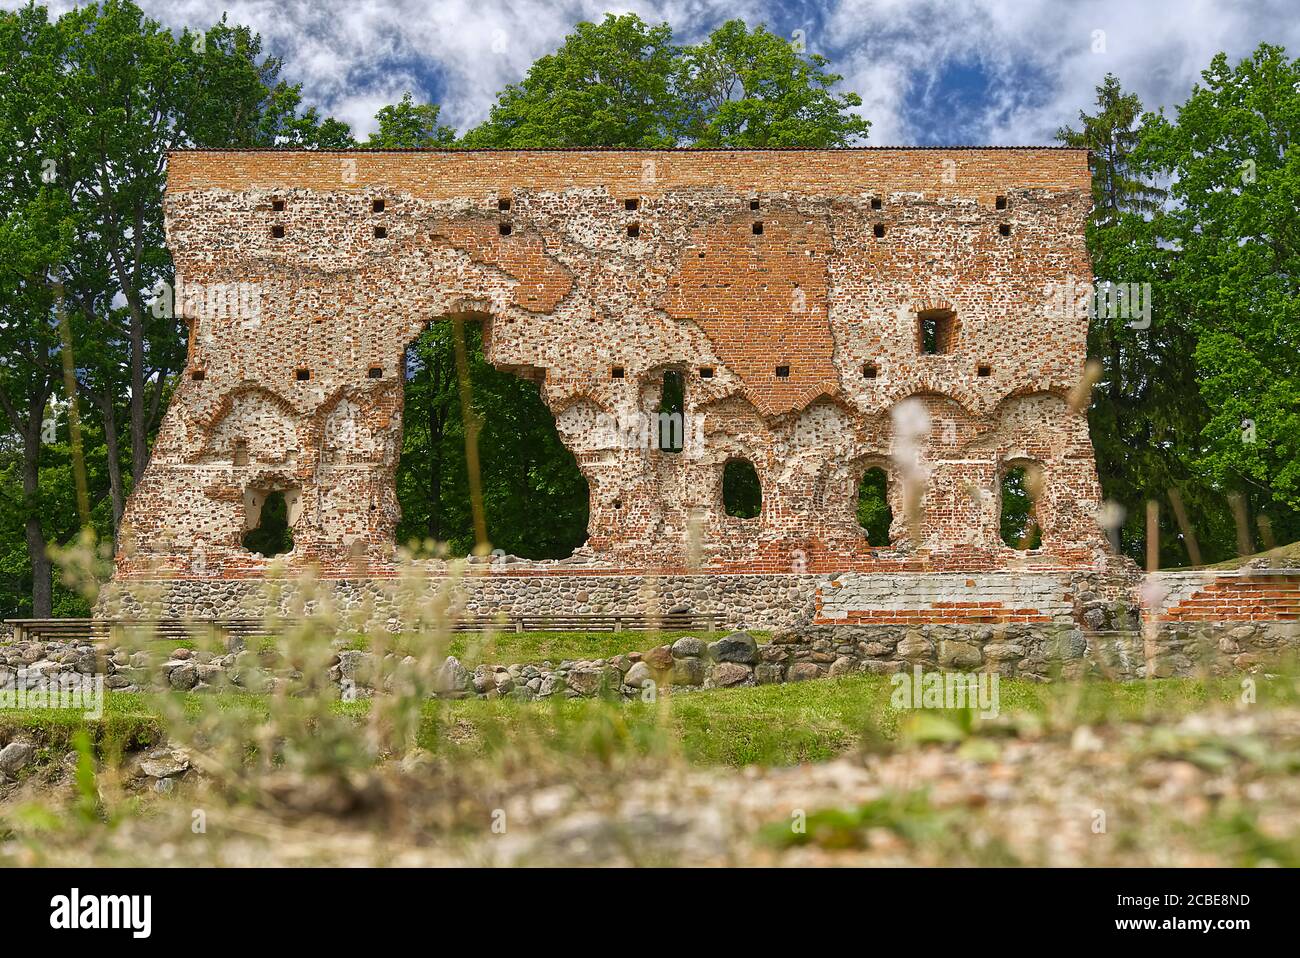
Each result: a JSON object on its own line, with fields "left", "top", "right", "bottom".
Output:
{"left": 5, "top": 704, "right": 1298, "bottom": 867}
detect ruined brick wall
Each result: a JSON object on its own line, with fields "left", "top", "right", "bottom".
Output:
{"left": 114, "top": 147, "right": 1110, "bottom": 585}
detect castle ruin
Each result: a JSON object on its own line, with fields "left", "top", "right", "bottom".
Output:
{"left": 104, "top": 148, "right": 1130, "bottom": 628}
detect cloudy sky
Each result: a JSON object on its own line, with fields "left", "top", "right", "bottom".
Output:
{"left": 12, "top": 0, "right": 1297, "bottom": 144}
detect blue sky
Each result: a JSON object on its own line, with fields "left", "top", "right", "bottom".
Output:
{"left": 12, "top": 0, "right": 1298, "bottom": 144}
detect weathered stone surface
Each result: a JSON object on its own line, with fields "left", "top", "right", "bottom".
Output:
{"left": 938, "top": 641, "right": 982, "bottom": 669}
{"left": 671, "top": 656, "right": 707, "bottom": 687}
{"left": 897, "top": 634, "right": 934, "bottom": 659}
{"left": 670, "top": 637, "right": 705, "bottom": 658}
{"left": 101, "top": 148, "right": 1127, "bottom": 634}
{"left": 754, "top": 662, "right": 785, "bottom": 684}
{"left": 565, "top": 669, "right": 605, "bottom": 696}
{"left": 643, "top": 646, "right": 674, "bottom": 671}
{"left": 828, "top": 655, "right": 859, "bottom": 677}
{"left": 787, "top": 662, "right": 823, "bottom": 682}
{"left": 433, "top": 656, "right": 472, "bottom": 695}
{"left": 0, "top": 741, "right": 35, "bottom": 778}
{"left": 710, "top": 662, "right": 753, "bottom": 687}
{"left": 139, "top": 748, "right": 190, "bottom": 779}
{"left": 623, "top": 661, "right": 654, "bottom": 689}
{"left": 709, "top": 632, "right": 758, "bottom": 665}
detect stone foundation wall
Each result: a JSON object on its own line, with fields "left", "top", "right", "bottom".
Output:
{"left": 1143, "top": 569, "right": 1300, "bottom": 623}
{"left": 4, "top": 620, "right": 1296, "bottom": 706}
{"left": 96, "top": 572, "right": 821, "bottom": 631}
{"left": 95, "top": 566, "right": 1142, "bottom": 633}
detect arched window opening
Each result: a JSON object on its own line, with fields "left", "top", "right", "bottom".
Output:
{"left": 857, "top": 467, "right": 893, "bottom": 546}
{"left": 722, "top": 459, "right": 761, "bottom": 519}
{"left": 1000, "top": 464, "right": 1043, "bottom": 550}
{"left": 657, "top": 370, "right": 684, "bottom": 453}
{"left": 397, "top": 318, "right": 589, "bottom": 559}
{"left": 243, "top": 489, "right": 295, "bottom": 557}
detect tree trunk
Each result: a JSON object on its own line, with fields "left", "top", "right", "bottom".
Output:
{"left": 427, "top": 350, "right": 444, "bottom": 542}
{"left": 107, "top": 247, "right": 151, "bottom": 484}
{"left": 100, "top": 393, "right": 126, "bottom": 538}
{"left": 128, "top": 298, "right": 148, "bottom": 481}
{"left": 22, "top": 402, "right": 51, "bottom": 617}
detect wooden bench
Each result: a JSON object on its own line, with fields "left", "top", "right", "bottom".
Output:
{"left": 6, "top": 612, "right": 721, "bottom": 643}
{"left": 5, "top": 617, "right": 283, "bottom": 645}
{"left": 449, "top": 613, "right": 718, "bottom": 633}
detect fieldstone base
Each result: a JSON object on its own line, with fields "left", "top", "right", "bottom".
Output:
{"left": 4, "top": 620, "right": 1296, "bottom": 708}
{"left": 94, "top": 567, "right": 1147, "bottom": 634}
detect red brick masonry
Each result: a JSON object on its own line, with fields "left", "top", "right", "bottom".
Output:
{"left": 114, "top": 148, "right": 1110, "bottom": 584}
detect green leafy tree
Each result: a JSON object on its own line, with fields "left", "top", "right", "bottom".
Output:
{"left": 678, "top": 20, "right": 869, "bottom": 147}
{"left": 1059, "top": 74, "right": 1241, "bottom": 565}
{"left": 722, "top": 460, "right": 761, "bottom": 519}
{"left": 462, "top": 14, "right": 682, "bottom": 147}
{"left": 856, "top": 468, "right": 892, "bottom": 546}
{"left": 0, "top": 1, "right": 356, "bottom": 614}
{"left": 1138, "top": 45, "right": 1300, "bottom": 555}
{"left": 395, "top": 323, "right": 589, "bottom": 558}
{"left": 368, "top": 93, "right": 456, "bottom": 147}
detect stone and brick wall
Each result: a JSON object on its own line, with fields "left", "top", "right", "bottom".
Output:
{"left": 110, "top": 146, "right": 1111, "bottom": 600}
{"left": 1142, "top": 569, "right": 1300, "bottom": 624}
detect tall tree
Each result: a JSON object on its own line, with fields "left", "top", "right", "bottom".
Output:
{"left": 678, "top": 20, "right": 869, "bottom": 147}
{"left": 1140, "top": 44, "right": 1300, "bottom": 551}
{"left": 461, "top": 14, "right": 682, "bottom": 147}
{"left": 1056, "top": 75, "right": 1219, "bottom": 564}
{"left": 1058, "top": 74, "right": 1165, "bottom": 221}
{"left": 0, "top": 3, "right": 79, "bottom": 614}
{"left": 0, "top": 0, "right": 355, "bottom": 613}
{"left": 368, "top": 93, "right": 456, "bottom": 148}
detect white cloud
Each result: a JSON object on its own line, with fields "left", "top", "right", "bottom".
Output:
{"left": 827, "top": 0, "right": 1300, "bottom": 144}
{"left": 8, "top": 0, "right": 1297, "bottom": 142}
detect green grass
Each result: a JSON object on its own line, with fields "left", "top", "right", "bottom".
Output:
{"left": 1198, "top": 538, "right": 1300, "bottom": 570}
{"left": 444, "top": 629, "right": 766, "bottom": 666}
{"left": 58, "top": 629, "right": 764, "bottom": 668}
{"left": 2, "top": 673, "right": 1293, "bottom": 771}
{"left": 433, "top": 672, "right": 1290, "bottom": 766}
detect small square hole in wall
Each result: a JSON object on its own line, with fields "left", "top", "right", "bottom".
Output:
{"left": 752, "top": 221, "right": 764, "bottom": 235}
{"left": 699, "top": 366, "right": 714, "bottom": 379}
{"left": 775, "top": 364, "right": 790, "bottom": 378}
{"left": 295, "top": 368, "right": 310, "bottom": 381}
{"left": 625, "top": 198, "right": 639, "bottom": 211}
{"left": 627, "top": 223, "right": 640, "bottom": 238}
{"left": 272, "top": 198, "right": 285, "bottom": 212}
{"left": 612, "top": 498, "right": 623, "bottom": 510}
{"left": 368, "top": 365, "right": 383, "bottom": 379}
{"left": 271, "top": 225, "right": 285, "bottom": 239}
{"left": 873, "top": 223, "right": 885, "bottom": 238}
{"left": 977, "top": 364, "right": 992, "bottom": 377}
{"left": 871, "top": 197, "right": 882, "bottom": 210}
{"left": 995, "top": 195, "right": 1007, "bottom": 210}
{"left": 499, "top": 222, "right": 512, "bottom": 236}
{"left": 999, "top": 223, "right": 1011, "bottom": 236}
{"left": 611, "top": 366, "right": 625, "bottom": 379}
{"left": 372, "top": 198, "right": 385, "bottom": 213}
{"left": 750, "top": 198, "right": 760, "bottom": 211}
{"left": 191, "top": 369, "right": 205, "bottom": 382}
{"left": 498, "top": 197, "right": 511, "bottom": 211}
{"left": 863, "top": 363, "right": 878, "bottom": 380}
{"left": 373, "top": 226, "right": 387, "bottom": 239}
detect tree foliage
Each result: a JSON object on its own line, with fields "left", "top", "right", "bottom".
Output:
{"left": 0, "top": 0, "right": 354, "bottom": 614}
{"left": 462, "top": 14, "right": 868, "bottom": 148}
{"left": 1060, "top": 54, "right": 1300, "bottom": 566}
